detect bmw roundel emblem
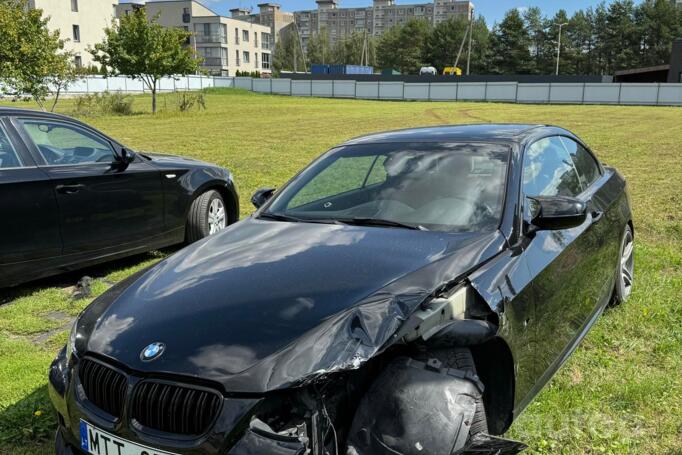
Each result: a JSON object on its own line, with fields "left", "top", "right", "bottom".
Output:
{"left": 140, "top": 342, "right": 165, "bottom": 361}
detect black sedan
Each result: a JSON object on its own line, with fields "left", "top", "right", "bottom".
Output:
{"left": 49, "top": 124, "right": 633, "bottom": 455}
{"left": 0, "top": 108, "right": 238, "bottom": 288}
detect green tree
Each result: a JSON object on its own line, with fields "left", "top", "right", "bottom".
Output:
{"left": 272, "top": 30, "right": 301, "bottom": 73}
{"left": 330, "top": 31, "right": 371, "bottom": 65}
{"left": 426, "top": 17, "right": 469, "bottom": 73}
{"left": 566, "top": 8, "right": 597, "bottom": 75}
{"left": 603, "top": 0, "right": 639, "bottom": 72}
{"left": 376, "top": 19, "right": 431, "bottom": 74}
{"left": 0, "top": 0, "right": 75, "bottom": 110}
{"left": 635, "top": 0, "right": 682, "bottom": 67}
{"left": 90, "top": 7, "right": 199, "bottom": 113}
{"left": 307, "top": 27, "right": 332, "bottom": 65}
{"left": 489, "top": 9, "right": 533, "bottom": 74}
{"left": 523, "top": 6, "right": 550, "bottom": 74}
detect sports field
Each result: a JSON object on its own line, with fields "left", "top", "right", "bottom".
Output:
{"left": 1, "top": 89, "right": 680, "bottom": 454}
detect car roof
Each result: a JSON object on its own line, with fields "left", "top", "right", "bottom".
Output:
{"left": 0, "top": 106, "right": 78, "bottom": 122}
{"left": 341, "top": 124, "right": 555, "bottom": 145}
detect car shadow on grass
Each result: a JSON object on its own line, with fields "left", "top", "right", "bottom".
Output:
{"left": 0, "top": 246, "right": 181, "bottom": 307}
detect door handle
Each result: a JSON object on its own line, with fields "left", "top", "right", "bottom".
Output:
{"left": 56, "top": 184, "right": 85, "bottom": 195}
{"left": 591, "top": 210, "right": 604, "bottom": 224}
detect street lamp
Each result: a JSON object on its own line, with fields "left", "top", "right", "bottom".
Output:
{"left": 555, "top": 22, "right": 568, "bottom": 76}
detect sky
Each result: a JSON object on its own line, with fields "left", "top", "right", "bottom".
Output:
{"left": 183, "top": 0, "right": 643, "bottom": 26}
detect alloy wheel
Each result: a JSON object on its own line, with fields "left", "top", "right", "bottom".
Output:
{"left": 620, "top": 229, "right": 634, "bottom": 300}
{"left": 208, "top": 199, "right": 226, "bottom": 235}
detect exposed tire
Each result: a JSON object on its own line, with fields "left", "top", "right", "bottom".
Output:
{"left": 186, "top": 190, "right": 227, "bottom": 243}
{"left": 346, "top": 348, "right": 487, "bottom": 455}
{"left": 611, "top": 225, "right": 634, "bottom": 306}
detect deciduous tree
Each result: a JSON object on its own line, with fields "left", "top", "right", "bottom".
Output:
{"left": 0, "top": 0, "right": 75, "bottom": 110}
{"left": 90, "top": 8, "right": 199, "bottom": 113}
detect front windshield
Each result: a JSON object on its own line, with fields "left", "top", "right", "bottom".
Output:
{"left": 265, "top": 142, "right": 510, "bottom": 233}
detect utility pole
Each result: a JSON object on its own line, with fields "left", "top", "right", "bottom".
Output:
{"left": 466, "top": 7, "right": 473, "bottom": 75}
{"left": 555, "top": 22, "right": 568, "bottom": 76}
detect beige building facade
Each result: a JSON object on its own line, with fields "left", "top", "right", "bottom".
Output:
{"left": 230, "top": 3, "right": 295, "bottom": 44}
{"left": 28, "top": 0, "right": 117, "bottom": 68}
{"left": 116, "top": 0, "right": 273, "bottom": 76}
{"left": 294, "top": 0, "right": 473, "bottom": 48}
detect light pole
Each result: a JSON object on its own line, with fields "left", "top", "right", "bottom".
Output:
{"left": 555, "top": 22, "right": 568, "bottom": 75}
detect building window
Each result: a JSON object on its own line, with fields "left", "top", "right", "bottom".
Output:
{"left": 74, "top": 55, "right": 82, "bottom": 67}
{"left": 242, "top": 30, "right": 249, "bottom": 42}
{"left": 71, "top": 0, "right": 78, "bottom": 12}
{"left": 255, "top": 52, "right": 259, "bottom": 68}
{"left": 235, "top": 28, "right": 239, "bottom": 44}
{"left": 243, "top": 51, "right": 250, "bottom": 64}
{"left": 261, "top": 53, "right": 270, "bottom": 70}
{"left": 236, "top": 50, "right": 240, "bottom": 66}
{"left": 254, "top": 33, "right": 258, "bottom": 47}
{"left": 72, "top": 25, "right": 80, "bottom": 42}
{"left": 182, "top": 7, "right": 190, "bottom": 23}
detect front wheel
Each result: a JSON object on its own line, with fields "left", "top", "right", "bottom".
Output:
{"left": 186, "top": 190, "right": 227, "bottom": 243}
{"left": 612, "top": 225, "right": 634, "bottom": 305}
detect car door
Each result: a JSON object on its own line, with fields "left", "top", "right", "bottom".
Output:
{"left": 520, "top": 136, "right": 609, "bottom": 387}
{"left": 15, "top": 117, "right": 165, "bottom": 256}
{"left": 0, "top": 118, "right": 62, "bottom": 287}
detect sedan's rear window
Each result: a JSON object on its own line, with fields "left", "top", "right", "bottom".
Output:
{"left": 267, "top": 142, "right": 510, "bottom": 233}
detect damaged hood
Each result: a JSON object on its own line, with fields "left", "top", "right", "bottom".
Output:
{"left": 78, "top": 218, "right": 505, "bottom": 393}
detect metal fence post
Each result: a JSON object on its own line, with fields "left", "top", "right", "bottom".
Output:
{"left": 514, "top": 83, "right": 519, "bottom": 103}
{"left": 656, "top": 82, "right": 661, "bottom": 106}
{"left": 548, "top": 83, "right": 552, "bottom": 104}
{"left": 455, "top": 82, "right": 459, "bottom": 101}
{"left": 617, "top": 83, "right": 622, "bottom": 105}
{"left": 428, "top": 82, "right": 431, "bottom": 101}
{"left": 581, "top": 83, "right": 586, "bottom": 104}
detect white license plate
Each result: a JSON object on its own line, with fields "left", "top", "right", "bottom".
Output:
{"left": 79, "top": 420, "right": 179, "bottom": 455}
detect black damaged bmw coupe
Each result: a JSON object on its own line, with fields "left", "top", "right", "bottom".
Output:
{"left": 50, "top": 124, "right": 633, "bottom": 455}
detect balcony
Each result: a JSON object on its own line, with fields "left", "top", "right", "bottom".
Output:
{"left": 201, "top": 57, "right": 227, "bottom": 67}
{"left": 195, "top": 34, "right": 227, "bottom": 44}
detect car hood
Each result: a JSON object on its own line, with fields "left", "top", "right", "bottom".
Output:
{"left": 78, "top": 218, "right": 505, "bottom": 393}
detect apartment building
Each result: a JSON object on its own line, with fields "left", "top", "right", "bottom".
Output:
{"left": 294, "top": 0, "right": 473, "bottom": 48}
{"left": 28, "top": 0, "right": 117, "bottom": 68}
{"left": 230, "top": 3, "right": 295, "bottom": 44}
{"left": 116, "top": 0, "right": 273, "bottom": 76}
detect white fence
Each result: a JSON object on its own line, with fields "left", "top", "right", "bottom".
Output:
{"left": 50, "top": 75, "right": 682, "bottom": 106}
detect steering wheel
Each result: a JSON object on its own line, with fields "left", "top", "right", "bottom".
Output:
{"left": 38, "top": 145, "right": 63, "bottom": 165}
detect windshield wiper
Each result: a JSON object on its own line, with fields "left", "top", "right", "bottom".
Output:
{"left": 257, "top": 212, "right": 305, "bottom": 223}
{"left": 335, "top": 217, "right": 427, "bottom": 231}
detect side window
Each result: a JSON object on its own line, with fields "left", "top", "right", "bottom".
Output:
{"left": 559, "top": 137, "right": 601, "bottom": 188}
{"left": 287, "top": 155, "right": 385, "bottom": 208}
{"left": 523, "top": 136, "right": 583, "bottom": 197}
{"left": 20, "top": 120, "right": 115, "bottom": 166}
{"left": 0, "top": 125, "right": 23, "bottom": 169}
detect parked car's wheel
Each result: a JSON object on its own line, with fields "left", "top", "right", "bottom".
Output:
{"left": 186, "top": 190, "right": 227, "bottom": 243}
{"left": 612, "top": 225, "right": 634, "bottom": 305}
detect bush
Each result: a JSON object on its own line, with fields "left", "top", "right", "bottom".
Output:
{"left": 73, "top": 91, "right": 133, "bottom": 116}
{"left": 175, "top": 91, "right": 206, "bottom": 112}
{"left": 235, "top": 70, "right": 262, "bottom": 78}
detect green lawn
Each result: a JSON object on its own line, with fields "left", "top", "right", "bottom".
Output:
{"left": 1, "top": 90, "right": 680, "bottom": 454}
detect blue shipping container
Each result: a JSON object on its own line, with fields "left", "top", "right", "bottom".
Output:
{"left": 344, "top": 65, "right": 373, "bottom": 75}
{"left": 311, "top": 64, "right": 330, "bottom": 75}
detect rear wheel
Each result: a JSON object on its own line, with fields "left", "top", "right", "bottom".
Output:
{"left": 612, "top": 225, "right": 634, "bottom": 305}
{"left": 186, "top": 190, "right": 227, "bottom": 243}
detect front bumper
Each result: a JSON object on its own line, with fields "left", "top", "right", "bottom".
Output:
{"left": 48, "top": 349, "right": 304, "bottom": 454}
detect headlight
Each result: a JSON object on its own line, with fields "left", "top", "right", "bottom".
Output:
{"left": 66, "top": 319, "right": 78, "bottom": 360}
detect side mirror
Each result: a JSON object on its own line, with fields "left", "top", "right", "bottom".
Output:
{"left": 251, "top": 187, "right": 276, "bottom": 209}
{"left": 527, "top": 195, "right": 587, "bottom": 231}
{"left": 116, "top": 148, "right": 135, "bottom": 165}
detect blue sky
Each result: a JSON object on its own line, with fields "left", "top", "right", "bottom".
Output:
{"left": 189, "top": 0, "right": 641, "bottom": 25}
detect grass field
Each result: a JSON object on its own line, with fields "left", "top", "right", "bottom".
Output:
{"left": 0, "top": 89, "right": 680, "bottom": 454}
